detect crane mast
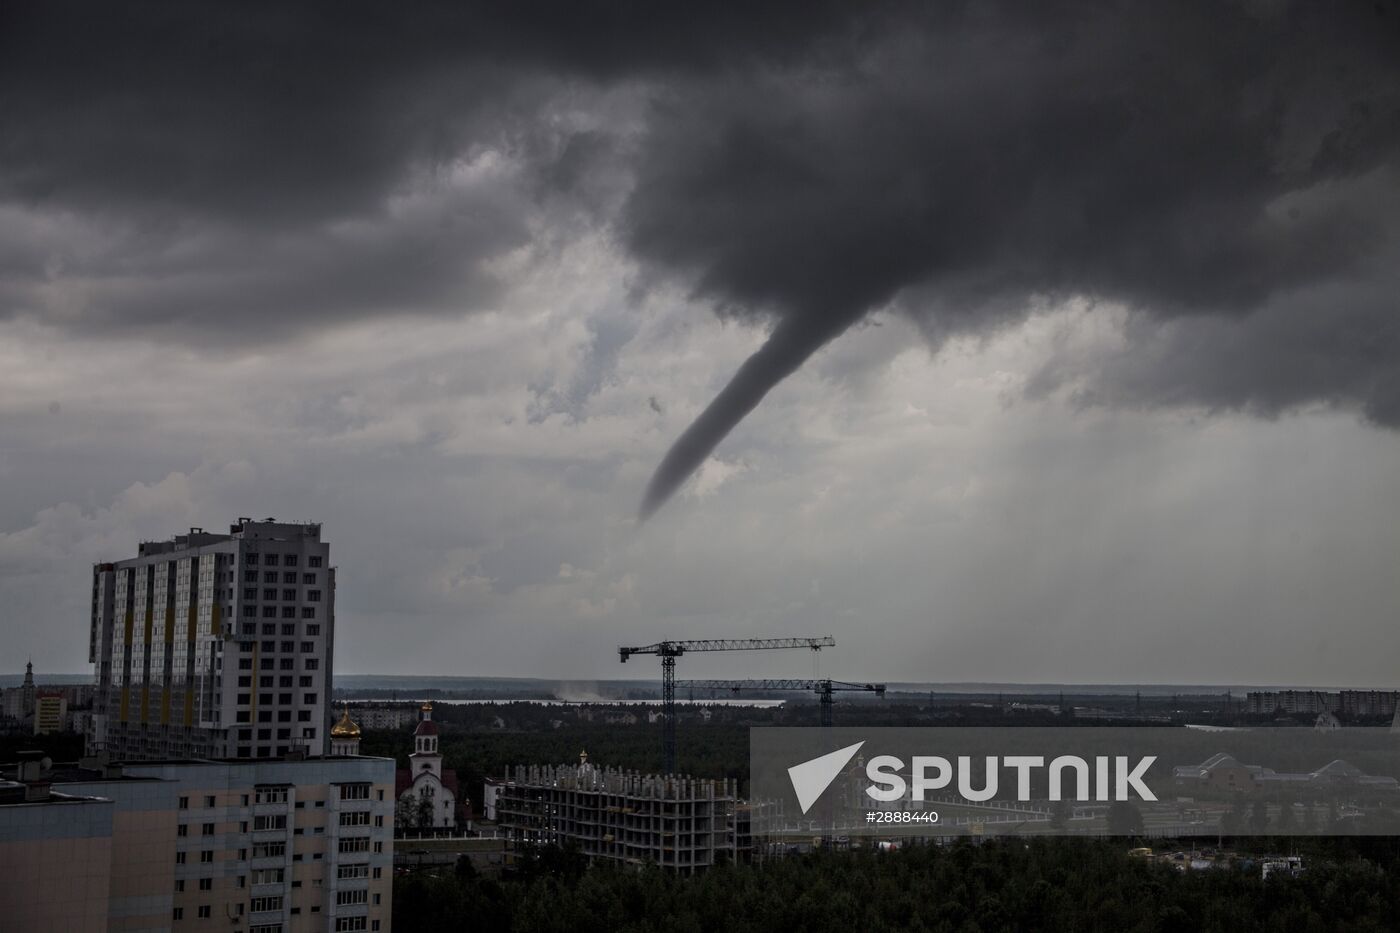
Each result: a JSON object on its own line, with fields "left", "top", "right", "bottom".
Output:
{"left": 619, "top": 636, "right": 835, "bottom": 773}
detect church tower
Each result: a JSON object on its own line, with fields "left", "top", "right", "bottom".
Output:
{"left": 329, "top": 704, "right": 362, "bottom": 755}
{"left": 411, "top": 703, "right": 442, "bottom": 782}
{"left": 20, "top": 660, "right": 36, "bottom": 719}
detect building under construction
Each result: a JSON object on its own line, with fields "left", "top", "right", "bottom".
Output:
{"left": 483, "top": 754, "right": 740, "bottom": 874}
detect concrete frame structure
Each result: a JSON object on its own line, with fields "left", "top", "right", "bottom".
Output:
{"left": 90, "top": 519, "right": 336, "bottom": 760}
{"left": 484, "top": 757, "right": 738, "bottom": 874}
{"left": 2, "top": 753, "right": 395, "bottom": 932}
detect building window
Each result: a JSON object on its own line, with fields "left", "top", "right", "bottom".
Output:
{"left": 298, "top": 710, "right": 311, "bottom": 722}
{"left": 301, "top": 607, "right": 316, "bottom": 619}
{"left": 253, "top": 814, "right": 287, "bottom": 831}
{"left": 200, "top": 850, "right": 214, "bottom": 863}
{"left": 198, "top": 877, "right": 212, "bottom": 891}
{"left": 261, "top": 607, "right": 276, "bottom": 618}
{"left": 301, "top": 573, "right": 316, "bottom": 585}
{"left": 299, "top": 676, "right": 313, "bottom": 687}
{"left": 262, "top": 588, "right": 276, "bottom": 600}
{"left": 250, "top": 895, "right": 284, "bottom": 913}
{"left": 339, "top": 811, "right": 370, "bottom": 827}
{"left": 303, "top": 693, "right": 317, "bottom": 705}
{"left": 243, "top": 587, "right": 257, "bottom": 600}
{"left": 178, "top": 824, "right": 189, "bottom": 837}
{"left": 254, "top": 786, "right": 288, "bottom": 804}
{"left": 252, "top": 841, "right": 285, "bottom": 858}
{"left": 175, "top": 879, "right": 185, "bottom": 892}
{"left": 284, "top": 554, "right": 298, "bottom": 567}
{"left": 336, "top": 889, "right": 368, "bottom": 906}
{"left": 204, "top": 795, "right": 215, "bottom": 807}
{"left": 251, "top": 867, "right": 285, "bottom": 884}
{"left": 338, "top": 837, "right": 370, "bottom": 853}
{"left": 306, "top": 623, "right": 319, "bottom": 635}
{"left": 202, "top": 822, "right": 215, "bottom": 835}
{"left": 307, "top": 589, "right": 321, "bottom": 602}
{"left": 173, "top": 908, "right": 183, "bottom": 921}
{"left": 281, "top": 606, "right": 296, "bottom": 618}
{"left": 335, "top": 919, "right": 367, "bottom": 932}
{"left": 339, "top": 784, "right": 370, "bottom": 800}
{"left": 198, "top": 905, "right": 212, "bottom": 919}
{"left": 176, "top": 851, "right": 186, "bottom": 864}
{"left": 308, "top": 555, "right": 322, "bottom": 568}
{"left": 304, "top": 659, "right": 319, "bottom": 670}
{"left": 244, "top": 569, "right": 258, "bottom": 582}
{"left": 281, "top": 623, "right": 295, "bottom": 635}
{"left": 264, "top": 554, "right": 279, "bottom": 567}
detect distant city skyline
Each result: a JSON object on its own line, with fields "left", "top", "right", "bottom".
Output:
{"left": 1, "top": 4, "right": 1398, "bottom": 686}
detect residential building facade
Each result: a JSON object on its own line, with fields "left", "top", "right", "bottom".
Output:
{"left": 1, "top": 752, "right": 395, "bottom": 932}
{"left": 90, "top": 519, "right": 335, "bottom": 760}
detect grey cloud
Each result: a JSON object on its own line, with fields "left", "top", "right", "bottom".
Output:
{"left": 626, "top": 2, "right": 1400, "bottom": 513}
{"left": 2, "top": 0, "right": 1398, "bottom": 521}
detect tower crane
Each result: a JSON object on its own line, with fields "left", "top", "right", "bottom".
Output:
{"left": 679, "top": 679, "right": 886, "bottom": 727}
{"left": 619, "top": 637, "right": 835, "bottom": 773}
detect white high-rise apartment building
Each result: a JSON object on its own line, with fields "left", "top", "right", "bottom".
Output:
{"left": 90, "top": 519, "right": 335, "bottom": 760}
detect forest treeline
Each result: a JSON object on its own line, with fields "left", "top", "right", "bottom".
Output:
{"left": 394, "top": 837, "right": 1400, "bottom": 933}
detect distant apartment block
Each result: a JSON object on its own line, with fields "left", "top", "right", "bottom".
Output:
{"left": 90, "top": 519, "right": 335, "bottom": 760}
{"left": 484, "top": 755, "right": 738, "bottom": 874}
{"left": 1245, "top": 690, "right": 1398, "bottom": 718}
{"left": 33, "top": 693, "right": 69, "bottom": 735}
{"left": 347, "top": 707, "right": 417, "bottom": 731}
{"left": 0, "top": 751, "right": 395, "bottom": 932}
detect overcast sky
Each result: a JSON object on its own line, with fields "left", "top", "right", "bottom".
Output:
{"left": 2, "top": 2, "right": 1398, "bottom": 686}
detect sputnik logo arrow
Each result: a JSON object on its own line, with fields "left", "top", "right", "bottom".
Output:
{"left": 788, "top": 741, "right": 865, "bottom": 814}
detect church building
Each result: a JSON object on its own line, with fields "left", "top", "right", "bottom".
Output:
{"left": 395, "top": 703, "right": 465, "bottom": 830}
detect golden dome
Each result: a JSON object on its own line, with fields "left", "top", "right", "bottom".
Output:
{"left": 331, "top": 706, "right": 361, "bottom": 738}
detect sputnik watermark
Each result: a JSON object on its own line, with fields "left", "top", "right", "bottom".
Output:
{"left": 787, "top": 743, "right": 1155, "bottom": 814}
{"left": 754, "top": 726, "right": 1400, "bottom": 837}
{"left": 864, "top": 754, "right": 1156, "bottom": 804}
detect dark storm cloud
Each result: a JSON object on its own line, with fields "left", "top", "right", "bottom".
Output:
{"left": 629, "top": 2, "right": 1400, "bottom": 516}
{"left": 1, "top": 1, "right": 1398, "bottom": 515}
{"left": 0, "top": 0, "right": 885, "bottom": 339}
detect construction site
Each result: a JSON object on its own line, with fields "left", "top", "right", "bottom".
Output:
{"left": 479, "top": 635, "right": 881, "bottom": 872}
{"left": 484, "top": 756, "right": 742, "bottom": 874}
